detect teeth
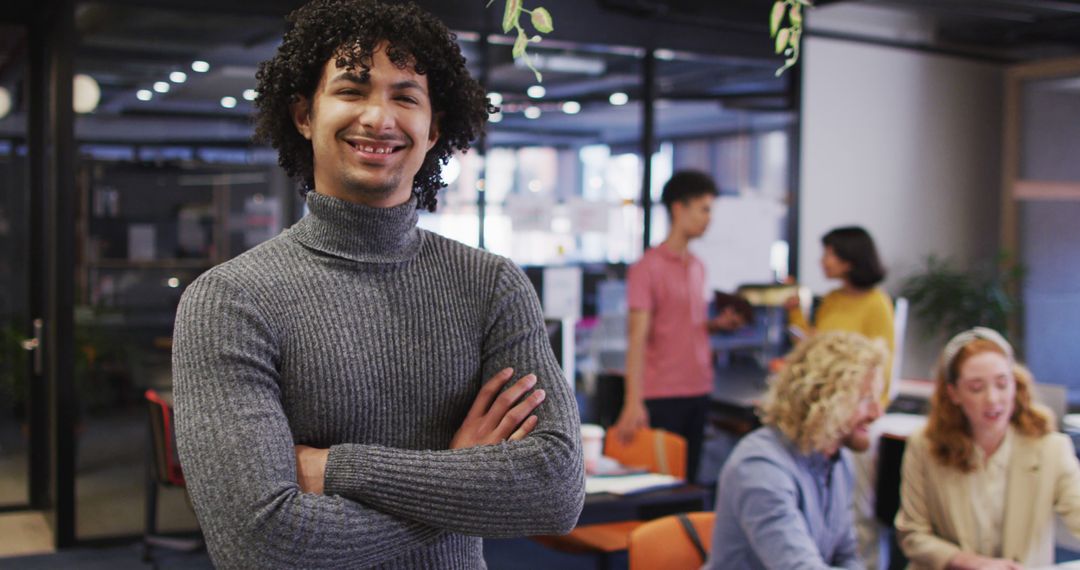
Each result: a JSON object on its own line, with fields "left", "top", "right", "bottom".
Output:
{"left": 356, "top": 144, "right": 393, "bottom": 155}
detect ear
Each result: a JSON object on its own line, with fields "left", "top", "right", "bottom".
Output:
{"left": 426, "top": 112, "right": 441, "bottom": 151}
{"left": 290, "top": 96, "right": 313, "bottom": 140}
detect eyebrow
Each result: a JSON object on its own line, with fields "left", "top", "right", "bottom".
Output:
{"left": 329, "top": 72, "right": 427, "bottom": 94}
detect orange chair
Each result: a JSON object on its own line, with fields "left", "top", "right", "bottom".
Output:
{"left": 603, "top": 427, "right": 687, "bottom": 479}
{"left": 533, "top": 428, "right": 688, "bottom": 568}
{"left": 144, "top": 389, "right": 201, "bottom": 561}
{"left": 628, "top": 511, "right": 715, "bottom": 570}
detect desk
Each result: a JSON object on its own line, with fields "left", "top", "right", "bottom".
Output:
{"left": 577, "top": 484, "right": 708, "bottom": 526}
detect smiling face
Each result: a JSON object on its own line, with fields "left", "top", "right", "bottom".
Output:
{"left": 290, "top": 42, "right": 439, "bottom": 207}
{"left": 947, "top": 350, "right": 1016, "bottom": 443}
{"left": 839, "top": 366, "right": 884, "bottom": 453}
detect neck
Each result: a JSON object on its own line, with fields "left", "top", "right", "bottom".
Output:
{"left": 289, "top": 190, "right": 422, "bottom": 264}
{"left": 664, "top": 232, "right": 691, "bottom": 255}
{"left": 840, "top": 282, "right": 865, "bottom": 295}
{"left": 975, "top": 427, "right": 1008, "bottom": 458}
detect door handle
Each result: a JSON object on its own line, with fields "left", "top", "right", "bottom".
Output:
{"left": 20, "top": 318, "right": 43, "bottom": 375}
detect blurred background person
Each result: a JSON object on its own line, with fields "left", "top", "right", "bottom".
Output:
{"left": 707, "top": 330, "right": 886, "bottom": 570}
{"left": 895, "top": 327, "right": 1080, "bottom": 569}
{"left": 613, "top": 170, "right": 749, "bottom": 484}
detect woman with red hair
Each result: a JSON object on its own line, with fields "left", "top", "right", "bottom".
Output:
{"left": 895, "top": 327, "right": 1080, "bottom": 569}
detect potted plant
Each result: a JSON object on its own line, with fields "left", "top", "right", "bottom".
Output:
{"left": 899, "top": 253, "right": 1023, "bottom": 343}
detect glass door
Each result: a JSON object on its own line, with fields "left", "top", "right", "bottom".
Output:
{"left": 0, "top": 22, "right": 47, "bottom": 514}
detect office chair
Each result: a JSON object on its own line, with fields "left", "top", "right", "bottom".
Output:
{"left": 143, "top": 389, "right": 202, "bottom": 563}
{"left": 533, "top": 428, "right": 688, "bottom": 570}
{"left": 628, "top": 511, "right": 715, "bottom": 570}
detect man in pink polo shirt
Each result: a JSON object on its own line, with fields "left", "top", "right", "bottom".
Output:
{"left": 613, "top": 170, "right": 749, "bottom": 483}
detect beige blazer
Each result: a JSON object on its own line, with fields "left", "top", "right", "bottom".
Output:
{"left": 895, "top": 426, "right": 1080, "bottom": 569}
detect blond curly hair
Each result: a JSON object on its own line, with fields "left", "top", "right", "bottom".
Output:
{"left": 759, "top": 331, "right": 887, "bottom": 454}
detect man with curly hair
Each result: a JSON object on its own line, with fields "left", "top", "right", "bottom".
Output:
{"left": 705, "top": 331, "right": 886, "bottom": 570}
{"left": 171, "top": 0, "right": 584, "bottom": 567}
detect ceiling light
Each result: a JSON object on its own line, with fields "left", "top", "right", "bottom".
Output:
{"left": 528, "top": 180, "right": 542, "bottom": 193}
{"left": 526, "top": 85, "right": 546, "bottom": 99}
{"left": 0, "top": 86, "right": 11, "bottom": 119}
{"left": 524, "top": 106, "right": 541, "bottom": 119}
{"left": 136, "top": 89, "right": 153, "bottom": 101}
{"left": 654, "top": 49, "right": 677, "bottom": 61}
{"left": 73, "top": 74, "right": 101, "bottom": 113}
{"left": 489, "top": 112, "right": 503, "bottom": 123}
{"left": 487, "top": 92, "right": 503, "bottom": 106}
{"left": 561, "top": 101, "right": 581, "bottom": 115}
{"left": 153, "top": 81, "right": 170, "bottom": 94}
{"left": 609, "top": 92, "right": 629, "bottom": 106}
{"left": 243, "top": 89, "right": 257, "bottom": 101}
{"left": 191, "top": 60, "right": 210, "bottom": 73}
{"left": 170, "top": 71, "right": 188, "bottom": 83}
{"left": 220, "top": 96, "right": 237, "bottom": 109}
{"left": 167, "top": 277, "right": 180, "bottom": 288}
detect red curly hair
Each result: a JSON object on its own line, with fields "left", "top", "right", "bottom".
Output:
{"left": 925, "top": 338, "right": 1051, "bottom": 472}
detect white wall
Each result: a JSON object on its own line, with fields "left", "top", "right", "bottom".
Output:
{"left": 799, "top": 35, "right": 1003, "bottom": 378}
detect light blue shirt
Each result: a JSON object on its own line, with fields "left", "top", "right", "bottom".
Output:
{"left": 706, "top": 426, "right": 863, "bottom": 570}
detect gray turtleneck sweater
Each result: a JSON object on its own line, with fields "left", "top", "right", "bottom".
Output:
{"left": 172, "top": 191, "right": 585, "bottom": 569}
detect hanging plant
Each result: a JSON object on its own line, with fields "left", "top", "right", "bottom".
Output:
{"left": 770, "top": 0, "right": 811, "bottom": 76}
{"left": 487, "top": 0, "right": 554, "bottom": 82}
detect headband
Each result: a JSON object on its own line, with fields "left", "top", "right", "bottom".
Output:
{"left": 939, "top": 326, "right": 1014, "bottom": 382}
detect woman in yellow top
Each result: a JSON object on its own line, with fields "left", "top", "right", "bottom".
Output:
{"left": 895, "top": 327, "right": 1080, "bottom": 569}
{"left": 787, "top": 226, "right": 895, "bottom": 386}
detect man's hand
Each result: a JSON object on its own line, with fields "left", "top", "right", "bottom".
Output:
{"left": 294, "top": 444, "right": 330, "bottom": 494}
{"left": 612, "top": 399, "right": 649, "bottom": 445}
{"left": 450, "top": 368, "right": 544, "bottom": 449}
{"left": 783, "top": 295, "right": 801, "bottom": 311}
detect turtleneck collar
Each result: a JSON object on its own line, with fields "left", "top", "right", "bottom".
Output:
{"left": 289, "top": 190, "right": 422, "bottom": 264}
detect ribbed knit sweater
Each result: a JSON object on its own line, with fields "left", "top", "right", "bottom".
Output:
{"left": 172, "top": 191, "right": 585, "bottom": 569}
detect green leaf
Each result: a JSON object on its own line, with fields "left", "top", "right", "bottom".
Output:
{"left": 769, "top": 1, "right": 786, "bottom": 38}
{"left": 775, "top": 27, "right": 790, "bottom": 54}
{"left": 531, "top": 7, "right": 554, "bottom": 34}
{"left": 790, "top": 4, "right": 802, "bottom": 26}
{"left": 502, "top": 0, "right": 521, "bottom": 34}
{"left": 513, "top": 30, "right": 527, "bottom": 58}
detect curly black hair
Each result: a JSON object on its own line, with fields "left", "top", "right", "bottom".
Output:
{"left": 253, "top": 0, "right": 492, "bottom": 211}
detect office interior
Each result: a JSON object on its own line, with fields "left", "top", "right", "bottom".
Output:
{"left": 1, "top": 0, "right": 1079, "bottom": 566}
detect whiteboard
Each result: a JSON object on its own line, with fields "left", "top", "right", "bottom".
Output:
{"left": 689, "top": 195, "right": 786, "bottom": 294}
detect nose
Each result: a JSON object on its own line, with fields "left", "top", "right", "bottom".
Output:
{"left": 869, "top": 399, "right": 883, "bottom": 420}
{"left": 359, "top": 97, "right": 395, "bottom": 133}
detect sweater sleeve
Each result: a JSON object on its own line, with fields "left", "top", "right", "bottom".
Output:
{"left": 172, "top": 273, "right": 443, "bottom": 569}
{"left": 321, "top": 258, "right": 585, "bottom": 537}
{"left": 894, "top": 432, "right": 961, "bottom": 570}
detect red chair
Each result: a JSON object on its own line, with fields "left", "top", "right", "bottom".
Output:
{"left": 143, "top": 389, "right": 201, "bottom": 561}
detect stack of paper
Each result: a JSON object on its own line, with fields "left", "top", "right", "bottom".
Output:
{"left": 585, "top": 473, "right": 683, "bottom": 496}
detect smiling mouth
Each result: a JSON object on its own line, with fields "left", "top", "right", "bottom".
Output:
{"left": 347, "top": 140, "right": 404, "bottom": 155}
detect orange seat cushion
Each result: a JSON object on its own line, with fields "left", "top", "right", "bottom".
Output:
{"left": 533, "top": 520, "right": 643, "bottom": 554}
